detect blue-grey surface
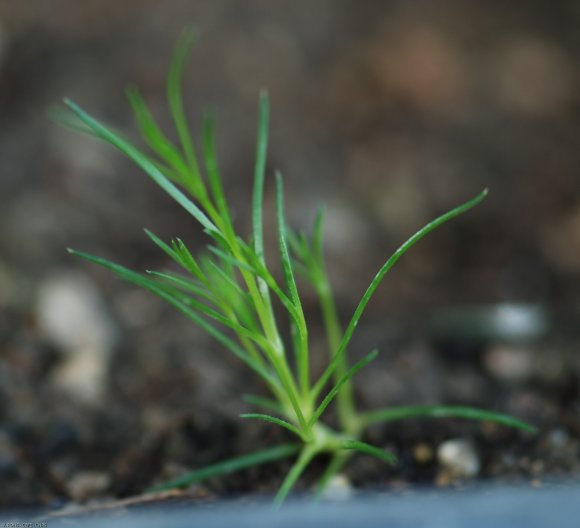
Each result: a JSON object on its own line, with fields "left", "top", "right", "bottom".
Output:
{"left": 5, "top": 482, "right": 579, "bottom": 527}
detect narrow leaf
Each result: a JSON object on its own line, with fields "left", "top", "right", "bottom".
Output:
{"left": 146, "top": 270, "right": 216, "bottom": 303}
{"left": 50, "top": 104, "right": 99, "bottom": 137}
{"left": 313, "top": 190, "right": 488, "bottom": 398}
{"left": 243, "top": 394, "right": 284, "bottom": 414}
{"left": 252, "top": 90, "right": 269, "bottom": 263}
{"left": 167, "top": 28, "right": 199, "bottom": 175}
{"left": 309, "top": 349, "right": 378, "bottom": 427}
{"left": 171, "top": 238, "right": 206, "bottom": 281}
{"left": 274, "top": 445, "right": 318, "bottom": 508}
{"left": 144, "top": 229, "right": 182, "bottom": 264}
{"left": 340, "top": 440, "right": 397, "bottom": 465}
{"left": 275, "top": 172, "right": 309, "bottom": 392}
{"left": 127, "top": 86, "right": 190, "bottom": 176}
{"left": 68, "top": 248, "right": 275, "bottom": 385}
{"left": 236, "top": 242, "right": 307, "bottom": 340}
{"left": 275, "top": 172, "right": 303, "bottom": 312}
{"left": 63, "top": 99, "right": 219, "bottom": 235}
{"left": 147, "top": 443, "right": 301, "bottom": 493}
{"left": 241, "top": 413, "right": 305, "bottom": 440}
{"left": 312, "top": 206, "right": 326, "bottom": 261}
{"left": 202, "top": 112, "right": 234, "bottom": 233}
{"left": 207, "top": 245, "right": 257, "bottom": 273}
{"left": 362, "top": 405, "right": 536, "bottom": 433}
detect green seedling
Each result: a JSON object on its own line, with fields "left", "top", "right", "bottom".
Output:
{"left": 60, "top": 31, "right": 535, "bottom": 506}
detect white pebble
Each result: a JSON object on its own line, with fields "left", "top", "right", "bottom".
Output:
{"left": 67, "top": 471, "right": 111, "bottom": 502}
{"left": 484, "top": 344, "right": 534, "bottom": 382}
{"left": 437, "top": 438, "right": 481, "bottom": 478}
{"left": 319, "top": 474, "right": 354, "bottom": 501}
{"left": 36, "top": 272, "right": 117, "bottom": 405}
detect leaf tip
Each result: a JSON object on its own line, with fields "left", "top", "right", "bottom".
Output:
{"left": 275, "top": 170, "right": 284, "bottom": 188}
{"left": 62, "top": 98, "right": 78, "bottom": 111}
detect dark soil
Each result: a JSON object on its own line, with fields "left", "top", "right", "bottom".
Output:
{"left": 1, "top": 0, "right": 580, "bottom": 518}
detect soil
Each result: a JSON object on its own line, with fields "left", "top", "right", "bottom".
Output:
{"left": 1, "top": 0, "right": 580, "bottom": 519}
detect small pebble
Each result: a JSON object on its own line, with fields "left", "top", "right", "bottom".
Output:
{"left": 319, "top": 474, "right": 354, "bottom": 501}
{"left": 546, "top": 428, "right": 569, "bottom": 449}
{"left": 388, "top": 479, "right": 410, "bottom": 492}
{"left": 36, "top": 272, "right": 117, "bottom": 405}
{"left": 413, "top": 442, "right": 434, "bottom": 464}
{"left": 36, "top": 272, "right": 116, "bottom": 353}
{"left": 66, "top": 471, "right": 111, "bottom": 502}
{"left": 530, "top": 459, "right": 545, "bottom": 475}
{"left": 484, "top": 344, "right": 534, "bottom": 382}
{"left": 435, "top": 471, "right": 453, "bottom": 488}
{"left": 437, "top": 438, "right": 481, "bottom": 478}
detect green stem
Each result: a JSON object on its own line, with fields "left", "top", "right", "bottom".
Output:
{"left": 315, "top": 269, "right": 357, "bottom": 434}
{"left": 273, "top": 444, "right": 318, "bottom": 507}
{"left": 314, "top": 451, "right": 352, "bottom": 499}
{"left": 214, "top": 215, "right": 304, "bottom": 430}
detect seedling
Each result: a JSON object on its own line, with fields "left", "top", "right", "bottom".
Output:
{"left": 60, "top": 31, "right": 535, "bottom": 506}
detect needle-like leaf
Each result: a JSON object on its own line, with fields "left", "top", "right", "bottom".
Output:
{"left": 340, "top": 440, "right": 397, "bottom": 465}
{"left": 167, "top": 28, "right": 199, "bottom": 177}
{"left": 252, "top": 90, "right": 269, "bottom": 264}
{"left": 241, "top": 413, "right": 306, "bottom": 440}
{"left": 243, "top": 394, "right": 284, "bottom": 414}
{"left": 148, "top": 443, "right": 301, "bottom": 493}
{"left": 67, "top": 248, "right": 275, "bottom": 385}
{"left": 127, "top": 86, "right": 190, "bottom": 177}
{"left": 362, "top": 405, "right": 537, "bottom": 433}
{"left": 309, "top": 349, "right": 378, "bottom": 428}
{"left": 63, "top": 99, "right": 220, "bottom": 236}
{"left": 313, "top": 190, "right": 488, "bottom": 400}
{"left": 275, "top": 172, "right": 309, "bottom": 393}
{"left": 146, "top": 270, "right": 217, "bottom": 303}
{"left": 202, "top": 112, "right": 235, "bottom": 236}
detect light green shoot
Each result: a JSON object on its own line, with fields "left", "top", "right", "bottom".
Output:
{"left": 60, "top": 30, "right": 535, "bottom": 507}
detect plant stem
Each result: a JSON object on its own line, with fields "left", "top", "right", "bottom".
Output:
{"left": 273, "top": 444, "right": 318, "bottom": 508}
{"left": 314, "top": 451, "right": 352, "bottom": 499}
{"left": 315, "top": 268, "right": 357, "bottom": 434}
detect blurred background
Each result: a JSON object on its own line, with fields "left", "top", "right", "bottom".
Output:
{"left": 2, "top": 0, "right": 580, "bottom": 310}
{"left": 1, "top": 0, "right": 580, "bottom": 508}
